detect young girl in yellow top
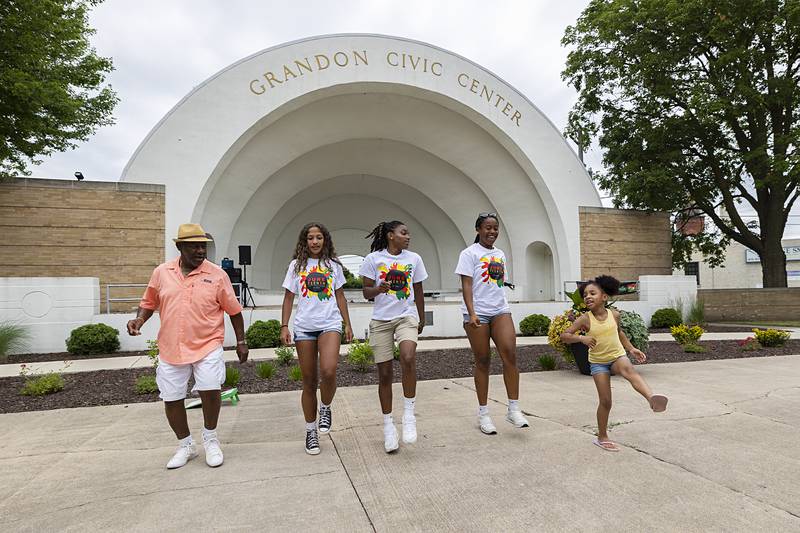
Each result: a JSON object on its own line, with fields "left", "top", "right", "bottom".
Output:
{"left": 561, "top": 275, "right": 668, "bottom": 452}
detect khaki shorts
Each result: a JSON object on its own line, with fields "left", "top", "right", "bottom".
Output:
{"left": 369, "top": 315, "right": 419, "bottom": 363}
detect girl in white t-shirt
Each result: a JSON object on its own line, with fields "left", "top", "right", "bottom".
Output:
{"left": 358, "top": 220, "right": 428, "bottom": 453}
{"left": 455, "top": 212, "right": 529, "bottom": 435}
{"left": 280, "top": 222, "right": 353, "bottom": 455}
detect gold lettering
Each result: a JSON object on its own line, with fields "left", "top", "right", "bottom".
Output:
{"left": 457, "top": 73, "right": 469, "bottom": 87}
{"left": 401, "top": 53, "right": 406, "bottom": 68}
{"left": 354, "top": 50, "right": 368, "bottom": 65}
{"left": 431, "top": 62, "right": 443, "bottom": 76}
{"left": 295, "top": 58, "right": 313, "bottom": 75}
{"left": 479, "top": 85, "right": 493, "bottom": 103}
{"left": 283, "top": 65, "right": 297, "bottom": 80}
{"left": 333, "top": 51, "right": 349, "bottom": 67}
{"left": 315, "top": 54, "right": 330, "bottom": 70}
{"left": 249, "top": 79, "right": 266, "bottom": 95}
{"left": 494, "top": 93, "right": 505, "bottom": 108}
{"left": 387, "top": 51, "right": 399, "bottom": 66}
{"left": 409, "top": 55, "right": 421, "bottom": 70}
{"left": 264, "top": 71, "right": 282, "bottom": 88}
{"left": 502, "top": 102, "right": 513, "bottom": 116}
{"left": 423, "top": 58, "right": 428, "bottom": 72}
{"left": 470, "top": 78, "right": 480, "bottom": 94}
{"left": 511, "top": 110, "right": 522, "bottom": 126}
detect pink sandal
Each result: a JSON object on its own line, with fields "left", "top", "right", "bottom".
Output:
{"left": 593, "top": 438, "right": 620, "bottom": 452}
{"left": 650, "top": 394, "right": 668, "bottom": 412}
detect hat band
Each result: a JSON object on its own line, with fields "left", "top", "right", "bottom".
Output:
{"left": 177, "top": 234, "right": 207, "bottom": 239}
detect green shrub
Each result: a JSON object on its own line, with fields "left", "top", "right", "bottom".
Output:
{"left": 134, "top": 375, "right": 158, "bottom": 394}
{"left": 275, "top": 345, "right": 295, "bottom": 366}
{"left": 683, "top": 343, "right": 707, "bottom": 353}
{"left": 341, "top": 322, "right": 350, "bottom": 345}
{"left": 670, "top": 324, "right": 704, "bottom": 345}
{"left": 393, "top": 343, "right": 400, "bottom": 360}
{"left": 347, "top": 340, "right": 374, "bottom": 372}
{"left": 224, "top": 366, "right": 240, "bottom": 388}
{"left": 538, "top": 354, "right": 557, "bottom": 370}
{"left": 619, "top": 310, "right": 649, "bottom": 352}
{"left": 0, "top": 322, "right": 30, "bottom": 362}
{"left": 519, "top": 314, "right": 551, "bottom": 336}
{"left": 256, "top": 361, "right": 276, "bottom": 379}
{"left": 20, "top": 373, "right": 64, "bottom": 396}
{"left": 288, "top": 365, "right": 302, "bottom": 381}
{"left": 686, "top": 298, "right": 705, "bottom": 325}
{"left": 753, "top": 328, "right": 791, "bottom": 347}
{"left": 342, "top": 267, "right": 363, "bottom": 289}
{"left": 245, "top": 320, "right": 282, "bottom": 348}
{"left": 146, "top": 339, "right": 159, "bottom": 368}
{"left": 66, "top": 323, "right": 120, "bottom": 355}
{"left": 651, "top": 308, "right": 682, "bottom": 329}
{"left": 738, "top": 337, "right": 760, "bottom": 352}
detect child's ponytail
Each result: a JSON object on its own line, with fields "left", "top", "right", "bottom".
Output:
{"left": 366, "top": 220, "right": 404, "bottom": 252}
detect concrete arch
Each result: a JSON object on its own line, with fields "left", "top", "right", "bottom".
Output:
{"left": 526, "top": 241, "right": 555, "bottom": 301}
{"left": 122, "top": 34, "right": 601, "bottom": 300}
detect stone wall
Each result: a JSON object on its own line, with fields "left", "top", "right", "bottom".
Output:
{"left": 579, "top": 206, "right": 671, "bottom": 281}
{"left": 699, "top": 288, "right": 800, "bottom": 322}
{"left": 0, "top": 178, "right": 165, "bottom": 312}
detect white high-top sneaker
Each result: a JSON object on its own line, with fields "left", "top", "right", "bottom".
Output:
{"left": 166, "top": 441, "right": 198, "bottom": 469}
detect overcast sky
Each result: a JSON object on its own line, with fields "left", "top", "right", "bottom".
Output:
{"left": 29, "top": 0, "right": 798, "bottom": 236}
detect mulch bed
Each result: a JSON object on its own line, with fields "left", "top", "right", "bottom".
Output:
{"left": 2, "top": 339, "right": 799, "bottom": 414}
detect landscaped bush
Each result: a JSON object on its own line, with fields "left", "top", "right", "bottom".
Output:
{"left": 245, "top": 320, "right": 282, "bottom": 348}
{"left": 738, "top": 337, "right": 760, "bottom": 352}
{"left": 753, "top": 328, "right": 791, "bottom": 347}
{"left": 134, "top": 375, "right": 158, "bottom": 394}
{"left": 275, "top": 345, "right": 295, "bottom": 366}
{"left": 538, "top": 354, "right": 557, "bottom": 370}
{"left": 619, "top": 310, "right": 649, "bottom": 352}
{"left": 686, "top": 298, "right": 705, "bottom": 325}
{"left": 547, "top": 312, "right": 577, "bottom": 363}
{"left": 520, "top": 314, "right": 551, "bottom": 336}
{"left": 288, "top": 365, "right": 302, "bottom": 381}
{"left": 0, "top": 322, "right": 30, "bottom": 362}
{"left": 670, "top": 324, "right": 704, "bottom": 345}
{"left": 66, "top": 323, "right": 120, "bottom": 355}
{"left": 651, "top": 308, "right": 682, "bottom": 329}
{"left": 683, "top": 343, "right": 707, "bottom": 353}
{"left": 20, "top": 373, "right": 65, "bottom": 396}
{"left": 393, "top": 343, "right": 400, "bottom": 360}
{"left": 146, "top": 339, "right": 159, "bottom": 367}
{"left": 347, "top": 340, "right": 374, "bottom": 372}
{"left": 256, "top": 361, "right": 277, "bottom": 379}
{"left": 224, "top": 366, "right": 240, "bottom": 388}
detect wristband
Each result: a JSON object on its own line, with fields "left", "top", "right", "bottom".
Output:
{"left": 280, "top": 324, "right": 289, "bottom": 329}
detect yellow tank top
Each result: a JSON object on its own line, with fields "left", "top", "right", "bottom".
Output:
{"left": 587, "top": 310, "right": 625, "bottom": 363}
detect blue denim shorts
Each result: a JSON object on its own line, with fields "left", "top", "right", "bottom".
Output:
{"left": 590, "top": 357, "right": 623, "bottom": 375}
{"left": 462, "top": 312, "right": 511, "bottom": 325}
{"left": 294, "top": 329, "right": 341, "bottom": 342}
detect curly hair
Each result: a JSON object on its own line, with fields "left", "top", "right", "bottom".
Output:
{"left": 292, "top": 222, "right": 342, "bottom": 274}
{"left": 365, "top": 220, "right": 405, "bottom": 252}
{"left": 578, "top": 274, "right": 620, "bottom": 298}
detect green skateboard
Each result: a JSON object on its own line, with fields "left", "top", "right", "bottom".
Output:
{"left": 185, "top": 388, "right": 240, "bottom": 409}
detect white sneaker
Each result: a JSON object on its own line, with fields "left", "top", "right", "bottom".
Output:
{"left": 478, "top": 414, "right": 497, "bottom": 435}
{"left": 402, "top": 414, "right": 417, "bottom": 444}
{"left": 203, "top": 435, "right": 224, "bottom": 467}
{"left": 506, "top": 409, "right": 530, "bottom": 428}
{"left": 384, "top": 424, "right": 399, "bottom": 453}
{"left": 166, "top": 442, "right": 197, "bottom": 469}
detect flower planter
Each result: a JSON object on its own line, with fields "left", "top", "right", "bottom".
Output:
{"left": 569, "top": 343, "right": 592, "bottom": 376}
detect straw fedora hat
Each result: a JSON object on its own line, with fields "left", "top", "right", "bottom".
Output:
{"left": 173, "top": 223, "right": 213, "bottom": 243}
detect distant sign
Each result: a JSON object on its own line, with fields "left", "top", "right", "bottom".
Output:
{"left": 745, "top": 246, "right": 800, "bottom": 263}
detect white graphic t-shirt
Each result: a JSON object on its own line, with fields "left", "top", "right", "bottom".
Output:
{"left": 455, "top": 243, "right": 510, "bottom": 316}
{"left": 282, "top": 258, "right": 346, "bottom": 332}
{"left": 358, "top": 249, "right": 428, "bottom": 321}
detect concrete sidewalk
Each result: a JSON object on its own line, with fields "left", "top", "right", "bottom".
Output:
{"left": 0, "top": 331, "right": 762, "bottom": 378}
{"left": 1, "top": 356, "right": 798, "bottom": 531}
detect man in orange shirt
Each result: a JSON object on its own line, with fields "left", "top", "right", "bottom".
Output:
{"left": 127, "top": 223, "right": 248, "bottom": 469}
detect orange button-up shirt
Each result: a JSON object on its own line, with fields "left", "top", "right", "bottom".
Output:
{"left": 140, "top": 258, "right": 243, "bottom": 365}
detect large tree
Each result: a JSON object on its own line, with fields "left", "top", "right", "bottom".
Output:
{"left": 562, "top": 0, "right": 800, "bottom": 287}
{"left": 0, "top": 0, "right": 117, "bottom": 181}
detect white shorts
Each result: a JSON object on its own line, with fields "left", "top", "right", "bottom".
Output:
{"left": 156, "top": 346, "right": 225, "bottom": 401}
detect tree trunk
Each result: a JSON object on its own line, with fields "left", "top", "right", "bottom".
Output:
{"left": 760, "top": 236, "right": 788, "bottom": 288}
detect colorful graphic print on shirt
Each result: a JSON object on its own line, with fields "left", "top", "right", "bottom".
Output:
{"left": 300, "top": 265, "right": 334, "bottom": 300}
{"left": 480, "top": 256, "right": 505, "bottom": 287}
{"left": 378, "top": 262, "right": 413, "bottom": 300}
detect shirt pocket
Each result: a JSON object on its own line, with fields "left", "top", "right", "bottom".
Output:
{"left": 193, "top": 280, "right": 221, "bottom": 315}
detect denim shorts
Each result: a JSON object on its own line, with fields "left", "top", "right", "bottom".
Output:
{"left": 462, "top": 312, "right": 511, "bottom": 325}
{"left": 590, "top": 357, "right": 623, "bottom": 375}
{"left": 294, "top": 329, "right": 341, "bottom": 342}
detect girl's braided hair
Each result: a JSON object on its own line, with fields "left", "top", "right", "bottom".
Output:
{"left": 473, "top": 213, "right": 499, "bottom": 243}
{"left": 292, "top": 222, "right": 342, "bottom": 274}
{"left": 365, "top": 220, "right": 404, "bottom": 252}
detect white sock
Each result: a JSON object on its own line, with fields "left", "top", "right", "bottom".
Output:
{"left": 320, "top": 402, "right": 330, "bottom": 410}
{"left": 306, "top": 421, "right": 316, "bottom": 432}
{"left": 383, "top": 413, "right": 393, "bottom": 427}
{"left": 404, "top": 396, "right": 416, "bottom": 415}
{"left": 202, "top": 427, "right": 217, "bottom": 441}
{"left": 508, "top": 399, "right": 519, "bottom": 412}
{"left": 179, "top": 435, "right": 193, "bottom": 446}
{"left": 478, "top": 405, "right": 489, "bottom": 416}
